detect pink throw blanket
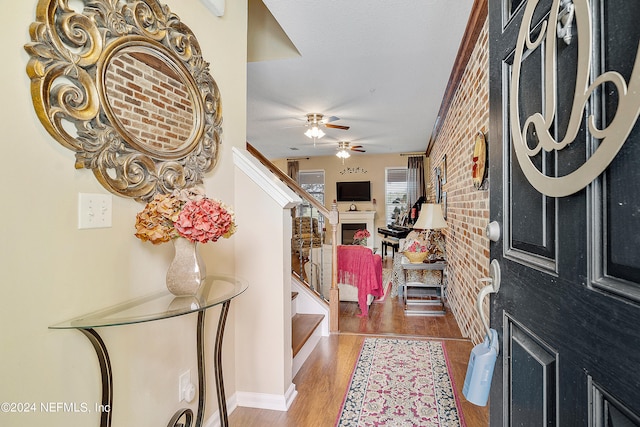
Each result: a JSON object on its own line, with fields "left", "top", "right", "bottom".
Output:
{"left": 337, "top": 245, "right": 383, "bottom": 316}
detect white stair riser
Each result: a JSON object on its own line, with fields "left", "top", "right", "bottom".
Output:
{"left": 292, "top": 323, "right": 321, "bottom": 377}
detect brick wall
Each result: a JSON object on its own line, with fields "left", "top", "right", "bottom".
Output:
{"left": 430, "top": 19, "right": 490, "bottom": 344}
{"left": 105, "top": 52, "right": 194, "bottom": 151}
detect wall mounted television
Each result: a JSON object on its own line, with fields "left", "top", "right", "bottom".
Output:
{"left": 336, "top": 181, "right": 371, "bottom": 202}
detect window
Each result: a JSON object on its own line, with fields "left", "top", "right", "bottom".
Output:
{"left": 385, "top": 167, "right": 408, "bottom": 225}
{"left": 298, "top": 170, "right": 325, "bottom": 228}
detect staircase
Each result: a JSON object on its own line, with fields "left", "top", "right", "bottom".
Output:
{"left": 242, "top": 142, "right": 336, "bottom": 376}
{"left": 291, "top": 277, "right": 329, "bottom": 377}
{"left": 247, "top": 142, "right": 341, "bottom": 333}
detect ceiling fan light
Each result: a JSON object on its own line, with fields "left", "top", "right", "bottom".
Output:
{"left": 305, "top": 125, "right": 325, "bottom": 139}
{"left": 336, "top": 149, "right": 350, "bottom": 159}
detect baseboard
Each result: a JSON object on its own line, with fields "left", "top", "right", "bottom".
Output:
{"left": 235, "top": 383, "right": 298, "bottom": 411}
{"left": 203, "top": 393, "right": 238, "bottom": 427}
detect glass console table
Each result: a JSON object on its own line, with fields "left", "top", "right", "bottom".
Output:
{"left": 50, "top": 274, "right": 248, "bottom": 427}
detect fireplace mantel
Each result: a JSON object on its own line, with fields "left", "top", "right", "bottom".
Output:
{"left": 338, "top": 210, "right": 376, "bottom": 249}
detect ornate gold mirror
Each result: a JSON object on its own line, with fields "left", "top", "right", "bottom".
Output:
{"left": 25, "top": 0, "right": 222, "bottom": 201}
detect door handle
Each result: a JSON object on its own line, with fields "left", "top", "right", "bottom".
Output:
{"left": 464, "top": 259, "right": 501, "bottom": 406}
{"left": 477, "top": 259, "right": 501, "bottom": 343}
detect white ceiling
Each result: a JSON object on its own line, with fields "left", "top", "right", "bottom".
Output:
{"left": 246, "top": 0, "right": 475, "bottom": 160}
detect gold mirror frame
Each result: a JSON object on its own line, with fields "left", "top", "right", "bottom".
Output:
{"left": 25, "top": 0, "right": 222, "bottom": 201}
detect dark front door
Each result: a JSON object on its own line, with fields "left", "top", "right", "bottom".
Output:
{"left": 489, "top": 0, "right": 640, "bottom": 425}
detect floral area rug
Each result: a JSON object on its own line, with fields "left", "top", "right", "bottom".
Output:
{"left": 336, "top": 338, "right": 466, "bottom": 427}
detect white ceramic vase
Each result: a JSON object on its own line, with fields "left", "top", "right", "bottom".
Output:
{"left": 166, "top": 237, "right": 206, "bottom": 296}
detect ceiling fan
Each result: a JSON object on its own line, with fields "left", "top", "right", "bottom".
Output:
{"left": 336, "top": 141, "right": 365, "bottom": 161}
{"left": 304, "top": 113, "right": 350, "bottom": 141}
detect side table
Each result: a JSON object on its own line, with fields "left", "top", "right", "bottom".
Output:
{"left": 400, "top": 258, "right": 446, "bottom": 316}
{"left": 50, "top": 275, "right": 247, "bottom": 427}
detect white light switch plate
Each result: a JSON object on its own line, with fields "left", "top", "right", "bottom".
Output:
{"left": 78, "top": 193, "right": 112, "bottom": 229}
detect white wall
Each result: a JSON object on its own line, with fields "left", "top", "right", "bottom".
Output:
{"left": 0, "top": 1, "right": 247, "bottom": 425}
{"left": 233, "top": 159, "right": 298, "bottom": 406}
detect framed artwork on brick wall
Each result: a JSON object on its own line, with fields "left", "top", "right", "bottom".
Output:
{"left": 441, "top": 155, "right": 447, "bottom": 184}
{"left": 442, "top": 191, "right": 447, "bottom": 219}
{"left": 472, "top": 132, "right": 487, "bottom": 190}
{"left": 435, "top": 166, "right": 442, "bottom": 203}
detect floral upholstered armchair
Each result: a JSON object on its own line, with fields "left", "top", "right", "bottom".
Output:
{"left": 292, "top": 217, "right": 322, "bottom": 256}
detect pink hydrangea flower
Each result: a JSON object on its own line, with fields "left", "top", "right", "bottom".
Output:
{"left": 407, "top": 241, "right": 428, "bottom": 253}
{"left": 174, "top": 198, "right": 235, "bottom": 243}
{"left": 134, "top": 188, "right": 236, "bottom": 245}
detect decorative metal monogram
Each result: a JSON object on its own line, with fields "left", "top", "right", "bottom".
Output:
{"left": 510, "top": 0, "right": 640, "bottom": 197}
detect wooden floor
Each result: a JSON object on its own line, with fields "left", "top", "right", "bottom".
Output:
{"left": 229, "top": 256, "right": 489, "bottom": 426}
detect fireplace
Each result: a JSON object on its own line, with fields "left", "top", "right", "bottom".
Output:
{"left": 341, "top": 223, "right": 366, "bottom": 245}
{"left": 338, "top": 210, "right": 376, "bottom": 249}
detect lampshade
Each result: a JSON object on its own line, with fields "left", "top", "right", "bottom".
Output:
{"left": 413, "top": 203, "right": 447, "bottom": 230}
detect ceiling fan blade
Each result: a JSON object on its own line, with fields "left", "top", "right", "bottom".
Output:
{"left": 350, "top": 145, "right": 363, "bottom": 149}
{"left": 324, "top": 116, "right": 340, "bottom": 123}
{"left": 325, "top": 124, "right": 350, "bottom": 130}
{"left": 352, "top": 148, "right": 366, "bottom": 152}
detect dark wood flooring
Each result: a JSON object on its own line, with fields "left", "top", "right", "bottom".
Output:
{"left": 229, "top": 256, "right": 489, "bottom": 426}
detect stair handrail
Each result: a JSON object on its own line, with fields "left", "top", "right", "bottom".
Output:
{"left": 246, "top": 143, "right": 330, "bottom": 215}
{"left": 246, "top": 143, "right": 340, "bottom": 332}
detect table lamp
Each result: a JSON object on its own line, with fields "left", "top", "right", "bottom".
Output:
{"left": 413, "top": 203, "right": 448, "bottom": 260}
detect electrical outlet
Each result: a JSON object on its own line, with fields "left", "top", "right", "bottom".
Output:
{"left": 78, "top": 193, "right": 112, "bottom": 229}
{"left": 179, "top": 370, "right": 191, "bottom": 402}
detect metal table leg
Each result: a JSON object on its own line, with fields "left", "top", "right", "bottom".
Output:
{"left": 175, "top": 300, "right": 231, "bottom": 427}
{"left": 81, "top": 301, "right": 232, "bottom": 427}
{"left": 213, "top": 301, "right": 231, "bottom": 427}
{"left": 79, "top": 329, "right": 113, "bottom": 427}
